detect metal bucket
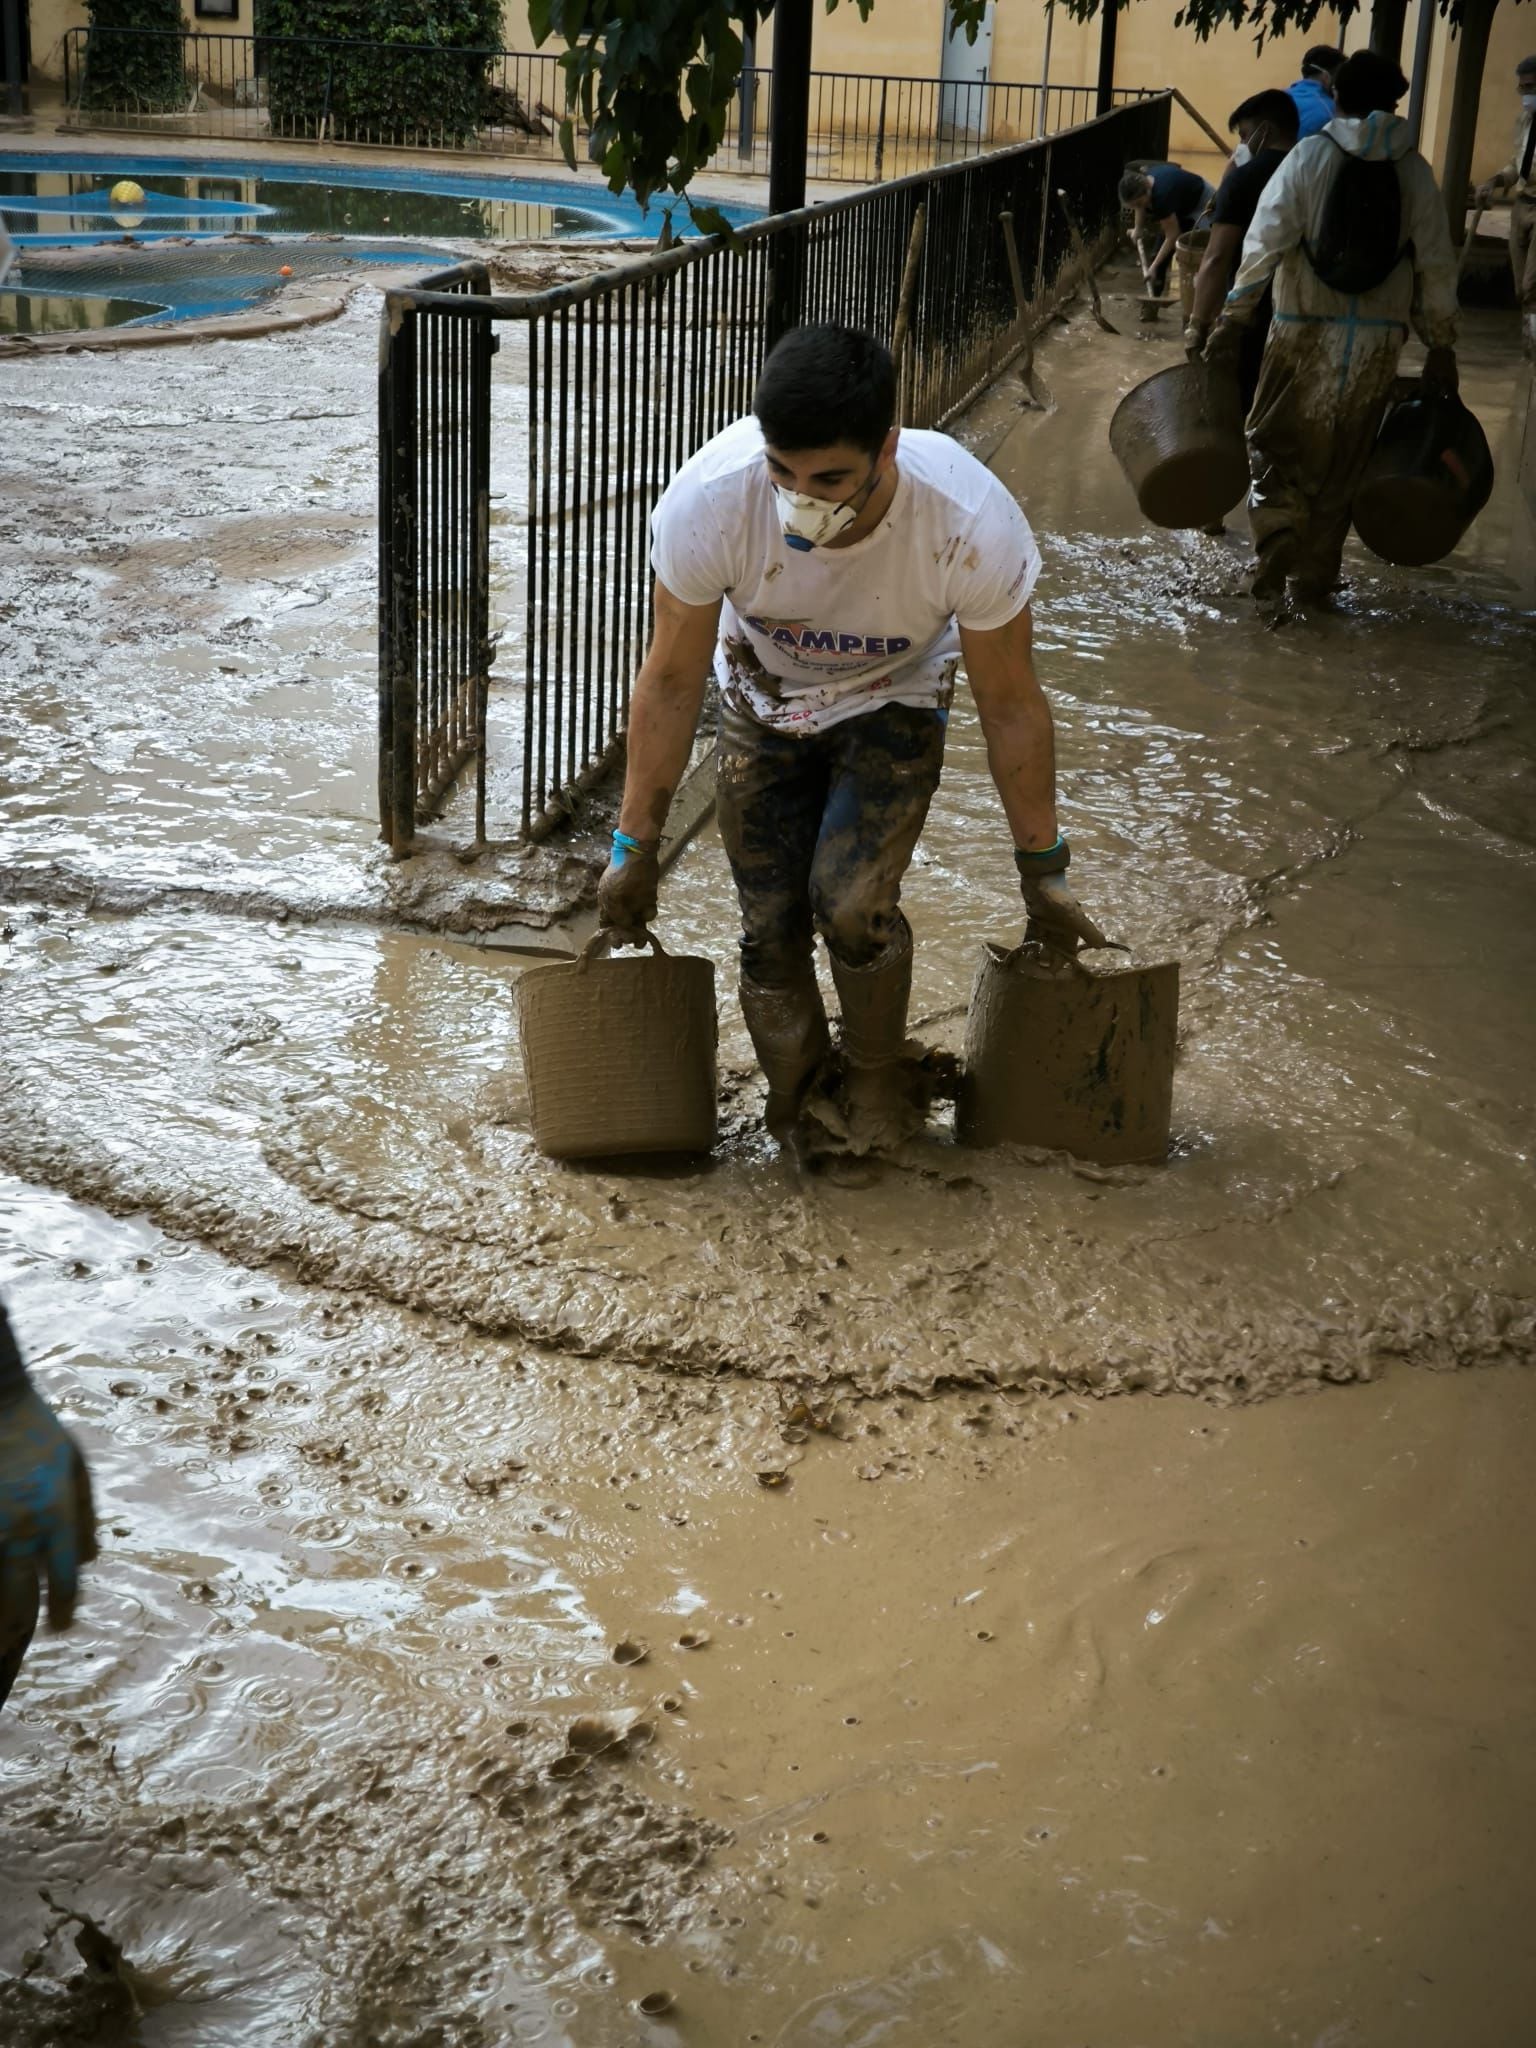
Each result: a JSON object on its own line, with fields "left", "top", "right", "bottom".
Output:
{"left": 1174, "top": 228, "right": 1210, "bottom": 320}
{"left": 957, "top": 943, "right": 1179, "bottom": 1166}
{"left": 1108, "top": 360, "right": 1248, "bottom": 530}
{"left": 516, "top": 929, "right": 717, "bottom": 1160}
{"left": 1352, "top": 384, "right": 1494, "bottom": 567}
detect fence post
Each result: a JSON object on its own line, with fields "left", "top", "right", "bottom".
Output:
{"left": 3, "top": 0, "right": 24, "bottom": 120}
{"left": 874, "top": 75, "right": 888, "bottom": 180}
{"left": 738, "top": 34, "right": 756, "bottom": 159}
{"left": 378, "top": 294, "right": 419, "bottom": 854}
{"left": 472, "top": 305, "right": 493, "bottom": 849}
{"left": 1033, "top": 140, "right": 1053, "bottom": 301}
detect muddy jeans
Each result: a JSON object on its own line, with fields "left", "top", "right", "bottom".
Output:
{"left": 715, "top": 701, "right": 946, "bottom": 984}
{"left": 1246, "top": 319, "right": 1404, "bottom": 591}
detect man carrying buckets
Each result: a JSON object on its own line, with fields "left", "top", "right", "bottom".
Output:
{"left": 595, "top": 323, "right": 1105, "bottom": 1152}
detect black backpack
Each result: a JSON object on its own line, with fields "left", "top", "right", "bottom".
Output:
{"left": 1305, "top": 139, "right": 1412, "bottom": 295}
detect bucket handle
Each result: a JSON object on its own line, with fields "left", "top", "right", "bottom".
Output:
{"left": 577, "top": 925, "right": 669, "bottom": 972}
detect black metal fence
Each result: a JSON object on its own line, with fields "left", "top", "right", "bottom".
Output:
{"left": 378, "top": 264, "right": 494, "bottom": 853}
{"left": 377, "top": 95, "right": 1171, "bottom": 853}
{"left": 61, "top": 28, "right": 1156, "bottom": 185}
{"left": 723, "top": 70, "right": 1158, "bottom": 184}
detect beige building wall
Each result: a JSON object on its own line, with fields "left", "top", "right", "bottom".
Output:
{"left": 29, "top": 3, "right": 252, "bottom": 85}
{"left": 28, "top": 0, "right": 88, "bottom": 83}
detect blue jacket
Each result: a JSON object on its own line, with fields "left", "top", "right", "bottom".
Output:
{"left": 1288, "top": 76, "right": 1335, "bottom": 139}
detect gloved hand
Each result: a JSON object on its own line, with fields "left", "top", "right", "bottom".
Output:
{"left": 1421, "top": 345, "right": 1459, "bottom": 396}
{"left": 1, "top": 1382, "right": 98, "bottom": 1648}
{"left": 1202, "top": 320, "right": 1244, "bottom": 373}
{"left": 595, "top": 828, "right": 659, "bottom": 940}
{"left": 1184, "top": 318, "right": 1210, "bottom": 361}
{"left": 1014, "top": 839, "right": 1110, "bottom": 956}
{"left": 1022, "top": 873, "right": 1111, "bottom": 955}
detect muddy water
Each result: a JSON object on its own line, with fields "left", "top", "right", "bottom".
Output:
{"left": 1, "top": 300, "right": 1534, "bottom": 2041}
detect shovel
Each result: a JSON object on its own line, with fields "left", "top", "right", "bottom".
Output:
{"left": 956, "top": 925, "right": 1179, "bottom": 1166}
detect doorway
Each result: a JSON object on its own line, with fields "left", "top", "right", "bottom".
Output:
{"left": 939, "top": 0, "right": 993, "bottom": 139}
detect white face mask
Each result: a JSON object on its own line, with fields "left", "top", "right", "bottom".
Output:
{"left": 1231, "top": 142, "right": 1252, "bottom": 167}
{"left": 1522, "top": 91, "right": 1536, "bottom": 112}
{"left": 773, "top": 465, "right": 879, "bottom": 552}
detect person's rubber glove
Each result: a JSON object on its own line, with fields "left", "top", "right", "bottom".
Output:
{"left": 1, "top": 1380, "right": 98, "bottom": 1647}
{"left": 1184, "top": 317, "right": 1210, "bottom": 361}
{"left": 595, "top": 828, "right": 659, "bottom": 941}
{"left": 1015, "top": 839, "right": 1110, "bottom": 956}
{"left": 1421, "top": 345, "right": 1459, "bottom": 397}
{"left": 1202, "top": 320, "right": 1244, "bottom": 373}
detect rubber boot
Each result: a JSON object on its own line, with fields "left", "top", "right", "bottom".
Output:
{"left": 739, "top": 971, "right": 831, "bottom": 1140}
{"left": 827, "top": 921, "right": 915, "bottom": 1150}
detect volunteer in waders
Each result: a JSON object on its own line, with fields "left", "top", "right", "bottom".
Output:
{"left": 595, "top": 324, "right": 1104, "bottom": 1149}
{"left": 1204, "top": 49, "right": 1458, "bottom": 604}
{"left": 1475, "top": 53, "right": 1536, "bottom": 358}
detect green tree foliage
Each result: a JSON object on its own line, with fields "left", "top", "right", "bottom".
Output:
{"left": 526, "top": 0, "right": 991, "bottom": 217}
{"left": 81, "top": 0, "right": 189, "bottom": 113}
{"left": 254, "top": 0, "right": 503, "bottom": 144}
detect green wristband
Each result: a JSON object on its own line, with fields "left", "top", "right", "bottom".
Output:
{"left": 1014, "top": 835, "right": 1069, "bottom": 876}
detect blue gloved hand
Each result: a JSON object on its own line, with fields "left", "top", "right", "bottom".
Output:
{"left": 596, "top": 827, "right": 659, "bottom": 942}
{"left": 1, "top": 1381, "right": 98, "bottom": 1646}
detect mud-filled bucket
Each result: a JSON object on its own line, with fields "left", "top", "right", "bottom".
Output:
{"left": 957, "top": 942, "right": 1179, "bottom": 1166}
{"left": 516, "top": 929, "right": 717, "bottom": 1160}
{"left": 1108, "top": 360, "right": 1248, "bottom": 530}
{"left": 1351, "top": 384, "right": 1494, "bottom": 567}
{"left": 1174, "top": 228, "right": 1210, "bottom": 320}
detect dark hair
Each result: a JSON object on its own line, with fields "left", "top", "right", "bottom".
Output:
{"left": 1228, "top": 88, "right": 1301, "bottom": 142}
{"left": 1301, "top": 44, "right": 1345, "bottom": 80}
{"left": 1333, "top": 49, "right": 1408, "bottom": 115}
{"left": 1118, "top": 169, "right": 1152, "bottom": 204}
{"left": 1518, "top": 54, "right": 1536, "bottom": 75}
{"left": 753, "top": 325, "right": 896, "bottom": 456}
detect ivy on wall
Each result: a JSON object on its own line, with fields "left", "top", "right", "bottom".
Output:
{"left": 81, "top": 0, "right": 190, "bottom": 114}
{"left": 253, "top": 0, "right": 504, "bottom": 143}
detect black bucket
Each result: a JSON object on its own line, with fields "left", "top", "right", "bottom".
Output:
{"left": 1352, "top": 385, "right": 1495, "bottom": 567}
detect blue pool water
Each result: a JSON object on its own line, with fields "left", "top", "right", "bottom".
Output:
{"left": 0, "top": 150, "right": 758, "bottom": 329}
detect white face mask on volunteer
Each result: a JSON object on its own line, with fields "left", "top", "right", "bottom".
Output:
{"left": 772, "top": 464, "right": 879, "bottom": 552}
{"left": 1522, "top": 91, "right": 1536, "bottom": 112}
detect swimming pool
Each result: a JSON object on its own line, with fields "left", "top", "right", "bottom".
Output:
{"left": 0, "top": 150, "right": 759, "bottom": 330}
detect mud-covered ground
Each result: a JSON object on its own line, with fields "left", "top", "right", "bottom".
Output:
{"left": 2, "top": 270, "right": 1535, "bottom": 2045}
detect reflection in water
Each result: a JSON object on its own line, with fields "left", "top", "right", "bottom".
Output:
{"left": 1, "top": 166, "right": 591, "bottom": 242}
{"left": 0, "top": 289, "right": 162, "bottom": 332}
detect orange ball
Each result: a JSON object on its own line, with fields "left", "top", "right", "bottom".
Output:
{"left": 279, "top": 263, "right": 293, "bottom": 277}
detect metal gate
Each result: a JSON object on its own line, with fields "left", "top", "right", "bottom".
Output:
{"left": 377, "top": 261, "right": 493, "bottom": 852}
{"left": 377, "top": 95, "right": 1172, "bottom": 856}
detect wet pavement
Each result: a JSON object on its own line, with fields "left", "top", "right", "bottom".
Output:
{"left": 2, "top": 278, "right": 1535, "bottom": 2044}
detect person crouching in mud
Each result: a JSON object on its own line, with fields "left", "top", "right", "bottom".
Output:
{"left": 595, "top": 323, "right": 1106, "bottom": 1153}
{"left": 1203, "top": 49, "right": 1459, "bottom": 606}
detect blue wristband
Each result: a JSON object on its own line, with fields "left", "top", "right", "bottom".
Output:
{"left": 612, "top": 828, "right": 657, "bottom": 871}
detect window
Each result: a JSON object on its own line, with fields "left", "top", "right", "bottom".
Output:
{"left": 194, "top": 0, "right": 239, "bottom": 17}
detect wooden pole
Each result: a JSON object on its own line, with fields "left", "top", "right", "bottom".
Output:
{"left": 891, "top": 201, "right": 927, "bottom": 424}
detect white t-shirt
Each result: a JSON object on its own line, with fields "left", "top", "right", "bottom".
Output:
{"left": 649, "top": 416, "right": 1041, "bottom": 736}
